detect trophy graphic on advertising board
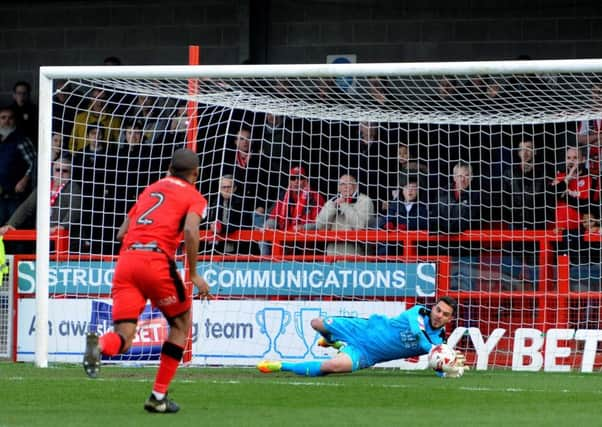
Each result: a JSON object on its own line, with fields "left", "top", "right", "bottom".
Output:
{"left": 255, "top": 307, "right": 291, "bottom": 358}
{"left": 294, "top": 307, "right": 325, "bottom": 357}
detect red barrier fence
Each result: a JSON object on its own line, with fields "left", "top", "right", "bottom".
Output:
{"left": 6, "top": 228, "right": 599, "bottom": 337}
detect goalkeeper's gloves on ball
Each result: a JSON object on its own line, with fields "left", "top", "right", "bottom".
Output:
{"left": 434, "top": 351, "right": 469, "bottom": 379}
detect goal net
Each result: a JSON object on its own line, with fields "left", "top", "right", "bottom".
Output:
{"left": 27, "top": 60, "right": 602, "bottom": 371}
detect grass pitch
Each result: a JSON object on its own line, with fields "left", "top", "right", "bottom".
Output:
{"left": 1, "top": 362, "right": 600, "bottom": 427}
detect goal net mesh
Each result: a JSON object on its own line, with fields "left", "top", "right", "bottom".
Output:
{"left": 28, "top": 63, "right": 602, "bottom": 371}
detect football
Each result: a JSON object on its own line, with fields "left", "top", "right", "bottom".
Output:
{"left": 428, "top": 343, "right": 457, "bottom": 371}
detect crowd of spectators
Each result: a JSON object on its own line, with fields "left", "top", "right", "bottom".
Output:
{"left": 1, "top": 63, "right": 602, "bottom": 293}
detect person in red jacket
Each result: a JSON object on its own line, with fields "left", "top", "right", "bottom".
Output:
{"left": 260, "top": 166, "right": 325, "bottom": 255}
{"left": 551, "top": 147, "right": 599, "bottom": 232}
{"left": 82, "top": 148, "right": 210, "bottom": 414}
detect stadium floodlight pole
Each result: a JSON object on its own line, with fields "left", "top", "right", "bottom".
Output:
{"left": 35, "top": 70, "right": 53, "bottom": 368}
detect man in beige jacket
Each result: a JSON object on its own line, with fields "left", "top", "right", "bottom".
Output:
{"left": 303, "top": 174, "right": 374, "bottom": 256}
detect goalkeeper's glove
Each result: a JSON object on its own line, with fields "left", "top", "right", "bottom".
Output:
{"left": 455, "top": 351, "right": 467, "bottom": 369}
{"left": 434, "top": 351, "right": 469, "bottom": 379}
{"left": 433, "top": 365, "right": 466, "bottom": 378}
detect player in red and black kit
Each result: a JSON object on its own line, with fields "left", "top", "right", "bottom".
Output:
{"left": 83, "top": 148, "right": 210, "bottom": 414}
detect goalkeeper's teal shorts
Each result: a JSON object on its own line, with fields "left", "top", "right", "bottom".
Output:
{"left": 323, "top": 316, "right": 373, "bottom": 371}
{"left": 339, "top": 345, "right": 372, "bottom": 372}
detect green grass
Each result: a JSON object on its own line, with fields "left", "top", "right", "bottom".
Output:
{"left": 0, "top": 362, "right": 600, "bottom": 427}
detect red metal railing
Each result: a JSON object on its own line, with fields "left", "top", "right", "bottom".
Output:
{"left": 6, "top": 227, "right": 595, "bottom": 334}
{"left": 3, "top": 229, "right": 70, "bottom": 253}
{"left": 200, "top": 229, "right": 571, "bottom": 331}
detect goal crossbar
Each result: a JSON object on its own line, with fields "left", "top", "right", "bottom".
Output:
{"left": 40, "top": 58, "right": 602, "bottom": 79}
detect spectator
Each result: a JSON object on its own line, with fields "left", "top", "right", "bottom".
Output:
{"left": 69, "top": 88, "right": 121, "bottom": 151}
{"left": 558, "top": 209, "right": 602, "bottom": 292}
{"left": 500, "top": 140, "right": 548, "bottom": 287}
{"left": 71, "top": 126, "right": 111, "bottom": 179}
{"left": 113, "top": 120, "right": 159, "bottom": 219}
{"left": 388, "top": 142, "right": 430, "bottom": 205}
{"left": 262, "top": 166, "right": 325, "bottom": 256}
{"left": 341, "top": 121, "right": 393, "bottom": 216}
{"left": 258, "top": 113, "right": 302, "bottom": 207}
{"left": 550, "top": 146, "right": 598, "bottom": 233}
{"left": 437, "top": 77, "right": 458, "bottom": 98}
{"left": 202, "top": 175, "right": 255, "bottom": 255}
{"left": 576, "top": 83, "right": 602, "bottom": 176}
{"left": 431, "top": 162, "right": 482, "bottom": 290}
{"left": 0, "top": 157, "right": 82, "bottom": 252}
{"left": 101, "top": 56, "right": 142, "bottom": 116}
{"left": 164, "top": 100, "right": 188, "bottom": 145}
{"left": 0, "top": 106, "right": 35, "bottom": 226}
{"left": 71, "top": 125, "right": 114, "bottom": 190}
{"left": 302, "top": 174, "right": 374, "bottom": 256}
{"left": 397, "top": 142, "right": 428, "bottom": 185}
{"left": 51, "top": 132, "right": 65, "bottom": 162}
{"left": 71, "top": 126, "right": 116, "bottom": 255}
{"left": 52, "top": 79, "right": 79, "bottom": 138}
{"left": 122, "top": 95, "right": 170, "bottom": 144}
{"left": 502, "top": 140, "right": 549, "bottom": 229}
{"left": 377, "top": 176, "right": 429, "bottom": 256}
{"left": 10, "top": 81, "right": 38, "bottom": 146}
{"left": 221, "top": 127, "right": 267, "bottom": 229}
{"left": 85, "top": 126, "right": 107, "bottom": 153}
{"left": 350, "top": 77, "right": 388, "bottom": 106}
{"left": 433, "top": 162, "right": 481, "bottom": 233}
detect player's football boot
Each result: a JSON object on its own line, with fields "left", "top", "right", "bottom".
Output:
{"left": 144, "top": 392, "right": 180, "bottom": 413}
{"left": 256, "top": 360, "right": 282, "bottom": 373}
{"left": 317, "top": 337, "right": 343, "bottom": 350}
{"left": 83, "top": 333, "right": 101, "bottom": 378}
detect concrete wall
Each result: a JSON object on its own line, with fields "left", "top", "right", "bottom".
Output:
{"left": 2, "top": 0, "right": 601, "bottom": 102}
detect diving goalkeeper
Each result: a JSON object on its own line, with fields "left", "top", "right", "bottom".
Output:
{"left": 257, "top": 295, "right": 467, "bottom": 378}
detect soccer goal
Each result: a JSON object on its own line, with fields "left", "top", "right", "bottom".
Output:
{"left": 27, "top": 59, "right": 602, "bottom": 371}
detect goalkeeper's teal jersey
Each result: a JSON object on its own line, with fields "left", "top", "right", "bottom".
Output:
{"left": 325, "top": 305, "right": 445, "bottom": 366}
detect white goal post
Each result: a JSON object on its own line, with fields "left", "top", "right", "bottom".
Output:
{"left": 32, "top": 59, "right": 602, "bottom": 369}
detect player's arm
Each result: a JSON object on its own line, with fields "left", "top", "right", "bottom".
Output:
{"left": 116, "top": 217, "right": 130, "bottom": 242}
{"left": 404, "top": 306, "right": 434, "bottom": 354}
{"left": 183, "top": 211, "right": 210, "bottom": 298}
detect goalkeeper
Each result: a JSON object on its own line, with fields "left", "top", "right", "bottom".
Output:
{"left": 257, "top": 296, "right": 467, "bottom": 378}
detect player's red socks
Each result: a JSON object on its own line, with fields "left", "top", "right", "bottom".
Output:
{"left": 153, "top": 341, "right": 184, "bottom": 394}
{"left": 99, "top": 332, "right": 124, "bottom": 356}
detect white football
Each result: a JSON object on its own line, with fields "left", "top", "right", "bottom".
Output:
{"left": 428, "top": 343, "right": 457, "bottom": 371}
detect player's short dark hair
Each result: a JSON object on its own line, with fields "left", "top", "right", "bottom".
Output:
{"left": 437, "top": 296, "right": 457, "bottom": 315}
{"left": 169, "top": 148, "right": 198, "bottom": 178}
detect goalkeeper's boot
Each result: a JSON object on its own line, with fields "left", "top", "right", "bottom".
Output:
{"left": 83, "top": 333, "right": 101, "bottom": 378}
{"left": 256, "top": 360, "right": 282, "bottom": 373}
{"left": 317, "top": 337, "right": 344, "bottom": 350}
{"left": 144, "top": 392, "right": 180, "bottom": 414}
